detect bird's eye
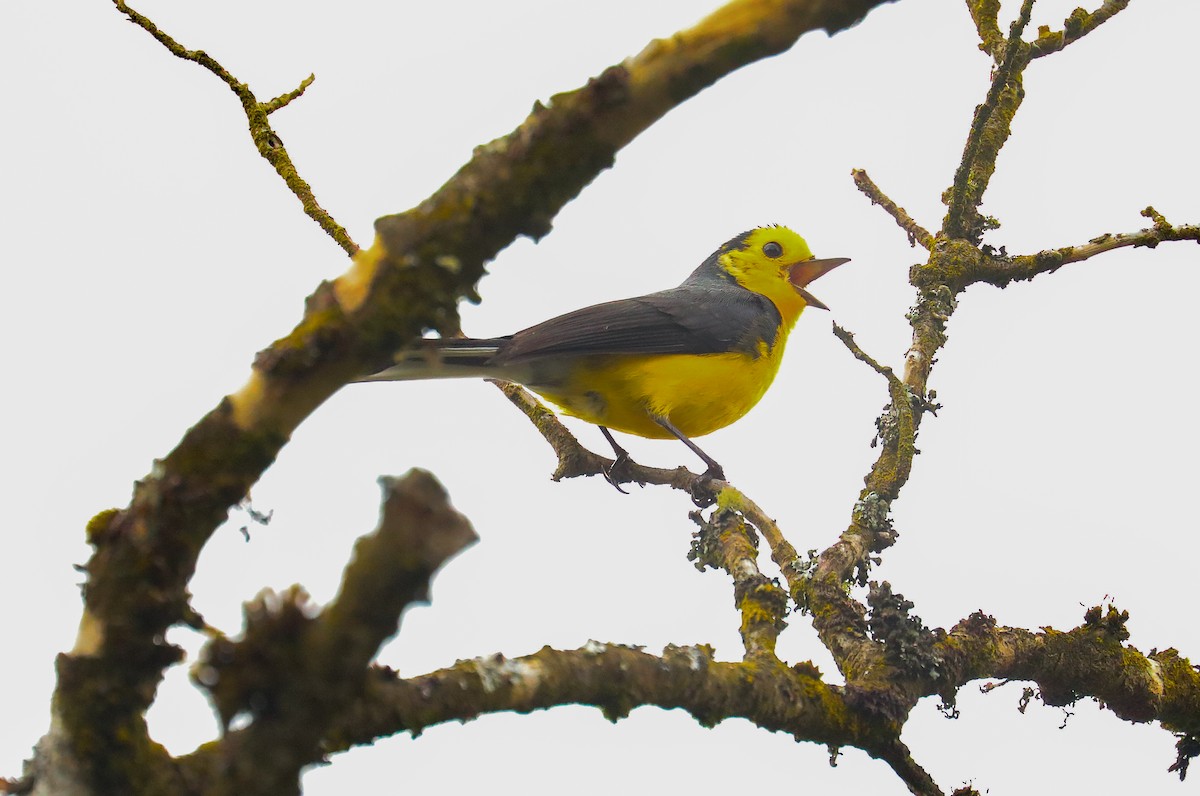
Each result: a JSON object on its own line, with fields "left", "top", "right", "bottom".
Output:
{"left": 762, "top": 242, "right": 783, "bottom": 258}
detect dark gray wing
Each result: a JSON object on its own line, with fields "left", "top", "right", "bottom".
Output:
{"left": 491, "top": 284, "right": 781, "bottom": 365}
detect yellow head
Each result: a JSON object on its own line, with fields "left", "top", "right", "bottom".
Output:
{"left": 717, "top": 226, "right": 848, "bottom": 327}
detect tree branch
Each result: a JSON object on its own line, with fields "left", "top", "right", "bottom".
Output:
{"left": 942, "top": 0, "right": 1032, "bottom": 243}
{"left": 56, "top": 1, "right": 897, "bottom": 790}
{"left": 1030, "top": 0, "right": 1130, "bottom": 59}
{"left": 689, "top": 508, "right": 789, "bottom": 660}
{"left": 114, "top": 1, "right": 358, "bottom": 256}
{"left": 965, "top": 0, "right": 1003, "bottom": 59}
{"left": 190, "top": 470, "right": 475, "bottom": 794}
{"left": 970, "top": 207, "right": 1200, "bottom": 288}
{"left": 937, "top": 607, "right": 1200, "bottom": 744}
{"left": 852, "top": 169, "right": 935, "bottom": 249}
{"left": 293, "top": 644, "right": 889, "bottom": 760}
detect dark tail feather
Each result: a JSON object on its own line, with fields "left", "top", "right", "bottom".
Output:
{"left": 354, "top": 337, "right": 508, "bottom": 382}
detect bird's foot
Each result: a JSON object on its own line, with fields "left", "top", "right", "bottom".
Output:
{"left": 602, "top": 451, "right": 636, "bottom": 494}
{"left": 688, "top": 465, "right": 727, "bottom": 507}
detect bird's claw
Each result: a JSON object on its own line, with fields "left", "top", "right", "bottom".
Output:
{"left": 602, "top": 452, "right": 633, "bottom": 494}
{"left": 688, "top": 466, "right": 726, "bottom": 507}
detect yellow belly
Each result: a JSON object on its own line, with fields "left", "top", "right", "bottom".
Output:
{"left": 528, "top": 347, "right": 784, "bottom": 439}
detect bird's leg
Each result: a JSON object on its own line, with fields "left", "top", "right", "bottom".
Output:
{"left": 651, "top": 415, "right": 726, "bottom": 482}
{"left": 598, "top": 426, "right": 633, "bottom": 494}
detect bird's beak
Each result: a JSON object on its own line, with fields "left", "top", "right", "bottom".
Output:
{"left": 788, "top": 256, "right": 850, "bottom": 311}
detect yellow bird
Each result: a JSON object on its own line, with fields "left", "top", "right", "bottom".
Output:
{"left": 359, "top": 226, "right": 847, "bottom": 485}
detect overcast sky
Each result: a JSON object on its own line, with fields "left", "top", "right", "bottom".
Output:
{"left": 3, "top": 1, "right": 1198, "bottom": 793}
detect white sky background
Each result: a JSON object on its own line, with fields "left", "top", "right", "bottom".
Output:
{"left": 2, "top": 0, "right": 1198, "bottom": 793}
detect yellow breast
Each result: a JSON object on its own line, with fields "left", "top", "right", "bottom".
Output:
{"left": 530, "top": 340, "right": 787, "bottom": 439}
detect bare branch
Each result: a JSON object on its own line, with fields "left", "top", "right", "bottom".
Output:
{"left": 852, "top": 169, "right": 935, "bottom": 249}
{"left": 114, "top": 1, "right": 358, "bottom": 255}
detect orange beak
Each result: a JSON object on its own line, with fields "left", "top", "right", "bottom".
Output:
{"left": 788, "top": 257, "right": 850, "bottom": 310}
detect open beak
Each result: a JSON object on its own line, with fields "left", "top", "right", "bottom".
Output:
{"left": 788, "top": 256, "right": 850, "bottom": 311}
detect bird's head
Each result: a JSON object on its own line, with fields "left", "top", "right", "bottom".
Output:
{"left": 717, "top": 225, "right": 849, "bottom": 321}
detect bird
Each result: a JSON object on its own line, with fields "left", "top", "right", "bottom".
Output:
{"left": 357, "top": 225, "right": 847, "bottom": 487}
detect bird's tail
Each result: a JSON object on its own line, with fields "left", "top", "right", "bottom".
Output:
{"left": 355, "top": 337, "right": 508, "bottom": 382}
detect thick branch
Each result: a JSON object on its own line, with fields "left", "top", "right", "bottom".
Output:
{"left": 191, "top": 470, "right": 475, "bottom": 794}
{"left": 937, "top": 607, "right": 1200, "bottom": 738}
{"left": 292, "top": 644, "right": 887, "bottom": 758}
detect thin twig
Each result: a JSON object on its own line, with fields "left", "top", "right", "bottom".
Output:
{"left": 852, "top": 169, "right": 934, "bottom": 250}
{"left": 971, "top": 207, "right": 1200, "bottom": 288}
{"left": 114, "top": 1, "right": 358, "bottom": 255}
{"left": 832, "top": 323, "right": 899, "bottom": 382}
{"left": 265, "top": 74, "right": 316, "bottom": 114}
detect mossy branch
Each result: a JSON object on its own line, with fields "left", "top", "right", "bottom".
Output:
{"left": 852, "top": 168, "right": 934, "bottom": 249}
{"left": 190, "top": 470, "right": 475, "bottom": 793}
{"left": 114, "top": 1, "right": 357, "bottom": 256}
{"left": 1030, "top": 0, "right": 1130, "bottom": 58}
{"left": 271, "top": 643, "right": 891, "bottom": 763}
{"left": 942, "top": 0, "right": 1033, "bottom": 243}
{"left": 966, "top": 0, "right": 1003, "bottom": 58}
{"left": 970, "top": 207, "right": 1200, "bottom": 288}
{"left": 689, "top": 508, "right": 789, "bottom": 660}
{"left": 936, "top": 607, "right": 1200, "bottom": 749}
